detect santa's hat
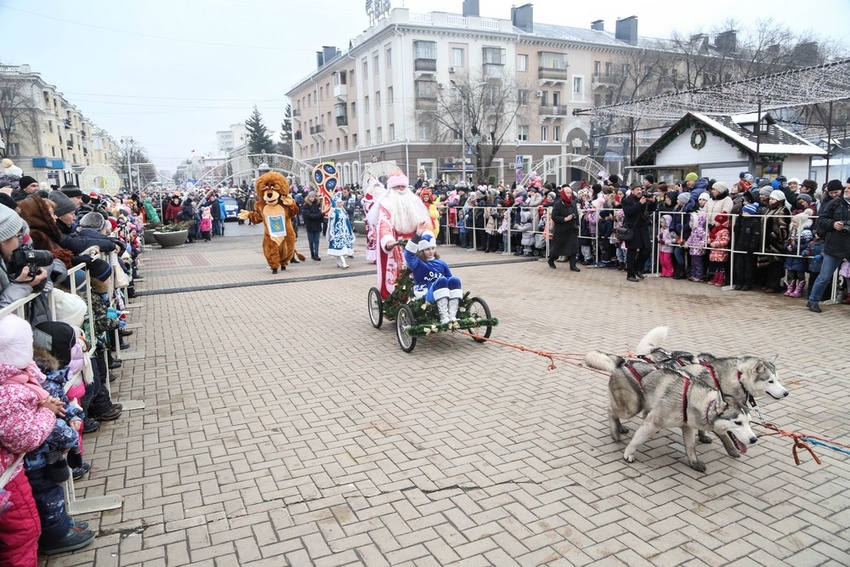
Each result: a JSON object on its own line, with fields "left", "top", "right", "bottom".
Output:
{"left": 386, "top": 170, "right": 409, "bottom": 190}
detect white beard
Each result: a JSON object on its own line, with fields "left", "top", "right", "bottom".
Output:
{"left": 384, "top": 188, "right": 430, "bottom": 235}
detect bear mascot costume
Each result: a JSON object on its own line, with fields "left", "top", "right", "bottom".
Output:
{"left": 238, "top": 172, "right": 305, "bottom": 273}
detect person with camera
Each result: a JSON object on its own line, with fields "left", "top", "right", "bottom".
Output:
{"left": 0, "top": 206, "right": 56, "bottom": 318}
{"left": 621, "top": 184, "right": 657, "bottom": 282}
{"left": 807, "top": 179, "right": 850, "bottom": 313}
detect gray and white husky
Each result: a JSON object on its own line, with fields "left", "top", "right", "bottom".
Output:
{"left": 621, "top": 368, "right": 758, "bottom": 472}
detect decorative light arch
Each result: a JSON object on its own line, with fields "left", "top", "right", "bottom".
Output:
{"left": 193, "top": 153, "right": 319, "bottom": 190}
{"left": 519, "top": 154, "right": 607, "bottom": 187}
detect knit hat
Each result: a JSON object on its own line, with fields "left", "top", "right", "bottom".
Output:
{"left": 797, "top": 193, "right": 813, "bottom": 204}
{"left": 19, "top": 175, "right": 37, "bottom": 189}
{"left": 417, "top": 231, "right": 437, "bottom": 252}
{"left": 742, "top": 203, "right": 759, "bottom": 215}
{"left": 79, "top": 211, "right": 106, "bottom": 230}
{"left": 0, "top": 314, "right": 33, "bottom": 369}
{"left": 48, "top": 191, "right": 77, "bottom": 216}
{"left": 0, "top": 203, "right": 24, "bottom": 241}
{"left": 677, "top": 192, "right": 691, "bottom": 204}
{"left": 386, "top": 171, "right": 409, "bottom": 190}
{"left": 757, "top": 178, "right": 772, "bottom": 188}
{"left": 715, "top": 213, "right": 729, "bottom": 226}
{"left": 827, "top": 179, "right": 843, "bottom": 192}
{"left": 0, "top": 193, "right": 16, "bottom": 210}
{"left": 759, "top": 187, "right": 773, "bottom": 197}
{"left": 769, "top": 190, "right": 785, "bottom": 202}
{"left": 711, "top": 181, "right": 728, "bottom": 192}
{"left": 801, "top": 179, "right": 818, "bottom": 191}
{"left": 685, "top": 172, "right": 698, "bottom": 182}
{"left": 698, "top": 192, "right": 710, "bottom": 202}
{"left": 33, "top": 321, "right": 76, "bottom": 368}
{"left": 59, "top": 184, "right": 83, "bottom": 199}
{"left": 787, "top": 178, "right": 800, "bottom": 185}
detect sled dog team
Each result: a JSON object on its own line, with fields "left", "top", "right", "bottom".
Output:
{"left": 585, "top": 326, "right": 789, "bottom": 473}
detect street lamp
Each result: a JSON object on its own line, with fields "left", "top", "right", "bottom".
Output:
{"left": 120, "top": 137, "right": 133, "bottom": 193}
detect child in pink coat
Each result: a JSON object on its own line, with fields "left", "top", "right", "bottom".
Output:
{"left": 199, "top": 206, "right": 213, "bottom": 241}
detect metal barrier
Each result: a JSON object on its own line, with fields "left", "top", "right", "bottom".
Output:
{"left": 0, "top": 268, "right": 124, "bottom": 514}
{"left": 104, "top": 251, "right": 145, "bottom": 411}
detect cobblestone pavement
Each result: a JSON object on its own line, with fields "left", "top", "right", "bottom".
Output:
{"left": 43, "top": 223, "right": 850, "bottom": 566}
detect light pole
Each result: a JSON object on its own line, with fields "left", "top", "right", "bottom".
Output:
{"left": 121, "top": 137, "right": 133, "bottom": 193}
{"left": 450, "top": 80, "right": 465, "bottom": 186}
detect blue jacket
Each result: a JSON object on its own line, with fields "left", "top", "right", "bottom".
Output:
{"left": 403, "top": 239, "right": 453, "bottom": 298}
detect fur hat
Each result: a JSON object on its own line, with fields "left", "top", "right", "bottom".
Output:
{"left": 685, "top": 172, "right": 698, "bottom": 182}
{"left": 417, "top": 231, "right": 437, "bottom": 252}
{"left": 827, "top": 179, "right": 843, "bottom": 192}
{"left": 386, "top": 171, "right": 409, "bottom": 190}
{"left": 742, "top": 203, "right": 759, "bottom": 215}
{"left": 769, "top": 190, "right": 785, "bottom": 202}
{"left": 801, "top": 179, "right": 818, "bottom": 191}
{"left": 48, "top": 191, "right": 77, "bottom": 216}
{"left": 677, "top": 192, "right": 691, "bottom": 204}
{"left": 79, "top": 211, "right": 106, "bottom": 230}
{"left": 0, "top": 202, "right": 24, "bottom": 241}
{"left": 33, "top": 321, "right": 76, "bottom": 368}
{"left": 19, "top": 175, "right": 37, "bottom": 189}
{"left": 0, "top": 314, "right": 33, "bottom": 369}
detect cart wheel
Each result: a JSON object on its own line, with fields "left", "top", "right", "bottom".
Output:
{"left": 396, "top": 304, "right": 417, "bottom": 353}
{"left": 368, "top": 287, "right": 383, "bottom": 329}
{"left": 466, "top": 297, "right": 492, "bottom": 343}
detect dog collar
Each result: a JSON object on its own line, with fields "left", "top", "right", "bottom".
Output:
{"left": 737, "top": 370, "right": 757, "bottom": 407}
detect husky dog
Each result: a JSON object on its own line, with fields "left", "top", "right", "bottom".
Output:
{"left": 621, "top": 369, "right": 758, "bottom": 472}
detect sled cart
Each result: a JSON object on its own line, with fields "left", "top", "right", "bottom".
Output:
{"left": 368, "top": 268, "right": 498, "bottom": 353}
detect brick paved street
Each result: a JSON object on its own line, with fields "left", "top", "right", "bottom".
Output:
{"left": 43, "top": 224, "right": 850, "bottom": 566}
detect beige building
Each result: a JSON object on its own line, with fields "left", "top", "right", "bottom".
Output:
{"left": 0, "top": 64, "right": 117, "bottom": 185}
{"left": 286, "top": 2, "right": 648, "bottom": 187}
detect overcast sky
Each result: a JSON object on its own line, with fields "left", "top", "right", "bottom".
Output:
{"left": 1, "top": 0, "right": 847, "bottom": 172}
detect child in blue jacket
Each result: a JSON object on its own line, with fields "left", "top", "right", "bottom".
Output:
{"left": 403, "top": 224, "right": 463, "bottom": 324}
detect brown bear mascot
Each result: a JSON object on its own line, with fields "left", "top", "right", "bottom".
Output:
{"left": 238, "top": 172, "right": 305, "bottom": 273}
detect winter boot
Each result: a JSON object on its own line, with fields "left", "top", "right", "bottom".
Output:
{"left": 716, "top": 272, "right": 726, "bottom": 286}
{"left": 791, "top": 280, "right": 805, "bottom": 297}
{"left": 337, "top": 256, "right": 348, "bottom": 269}
{"left": 447, "top": 289, "right": 463, "bottom": 321}
{"left": 784, "top": 279, "right": 797, "bottom": 296}
{"left": 436, "top": 297, "right": 451, "bottom": 324}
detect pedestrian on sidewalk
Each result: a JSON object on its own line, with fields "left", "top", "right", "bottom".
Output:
{"left": 326, "top": 197, "right": 354, "bottom": 269}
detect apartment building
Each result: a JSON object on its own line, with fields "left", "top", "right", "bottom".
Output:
{"left": 286, "top": 1, "right": 645, "bottom": 187}
{"left": 0, "top": 64, "right": 117, "bottom": 184}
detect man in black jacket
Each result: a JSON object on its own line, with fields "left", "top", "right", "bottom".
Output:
{"left": 621, "top": 185, "right": 656, "bottom": 282}
{"left": 807, "top": 179, "right": 850, "bottom": 313}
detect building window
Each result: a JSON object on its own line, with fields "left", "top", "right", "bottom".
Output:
{"left": 482, "top": 47, "right": 506, "bottom": 65}
{"left": 605, "top": 62, "right": 612, "bottom": 76}
{"left": 353, "top": 133, "right": 358, "bottom": 147}
{"left": 377, "top": 127, "right": 382, "bottom": 144}
{"left": 540, "top": 125, "right": 548, "bottom": 142}
{"left": 418, "top": 124, "right": 429, "bottom": 141}
{"left": 376, "top": 91, "right": 381, "bottom": 109}
{"left": 593, "top": 60, "right": 601, "bottom": 76}
{"left": 518, "top": 89, "right": 528, "bottom": 106}
{"left": 573, "top": 77, "right": 583, "bottom": 95}
{"left": 387, "top": 86, "right": 393, "bottom": 104}
{"left": 539, "top": 51, "right": 568, "bottom": 70}
{"left": 413, "top": 40, "right": 437, "bottom": 60}
{"left": 48, "top": 120, "right": 53, "bottom": 133}
{"left": 386, "top": 47, "right": 392, "bottom": 68}
{"left": 373, "top": 52, "right": 380, "bottom": 73}
{"left": 518, "top": 54, "right": 528, "bottom": 72}
{"left": 553, "top": 125, "right": 561, "bottom": 142}
{"left": 622, "top": 63, "right": 630, "bottom": 76}
{"left": 364, "top": 95, "right": 370, "bottom": 114}
{"left": 366, "top": 130, "right": 371, "bottom": 145}
{"left": 351, "top": 101, "right": 357, "bottom": 118}
{"left": 452, "top": 47, "right": 464, "bottom": 67}
{"left": 414, "top": 80, "right": 438, "bottom": 99}
{"left": 362, "top": 59, "right": 368, "bottom": 81}
{"left": 552, "top": 91, "right": 560, "bottom": 107}
{"left": 389, "top": 123, "right": 395, "bottom": 140}
{"left": 539, "top": 91, "right": 548, "bottom": 106}
{"left": 517, "top": 125, "right": 528, "bottom": 141}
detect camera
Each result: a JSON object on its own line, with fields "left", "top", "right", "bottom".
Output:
{"left": 6, "top": 245, "right": 54, "bottom": 280}
{"left": 840, "top": 224, "right": 850, "bottom": 233}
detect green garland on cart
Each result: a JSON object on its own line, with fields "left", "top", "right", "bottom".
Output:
{"left": 383, "top": 268, "right": 499, "bottom": 336}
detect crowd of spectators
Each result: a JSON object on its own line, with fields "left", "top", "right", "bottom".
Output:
{"left": 1, "top": 173, "right": 145, "bottom": 559}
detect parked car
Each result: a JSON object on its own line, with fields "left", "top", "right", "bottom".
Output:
{"left": 221, "top": 197, "right": 240, "bottom": 221}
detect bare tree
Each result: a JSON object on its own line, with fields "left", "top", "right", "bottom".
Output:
{"left": 109, "top": 138, "right": 153, "bottom": 190}
{"left": 0, "top": 75, "right": 39, "bottom": 159}
{"left": 421, "top": 71, "right": 529, "bottom": 184}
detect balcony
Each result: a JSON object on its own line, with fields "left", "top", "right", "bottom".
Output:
{"left": 294, "top": 130, "right": 302, "bottom": 140}
{"left": 592, "top": 74, "right": 619, "bottom": 89}
{"left": 414, "top": 58, "right": 437, "bottom": 73}
{"left": 539, "top": 104, "right": 568, "bottom": 117}
{"left": 538, "top": 67, "right": 569, "bottom": 83}
{"left": 414, "top": 96, "right": 437, "bottom": 111}
{"left": 63, "top": 118, "right": 72, "bottom": 129}
{"left": 292, "top": 108, "right": 301, "bottom": 123}
{"left": 483, "top": 63, "right": 504, "bottom": 80}
{"left": 66, "top": 140, "right": 74, "bottom": 150}
{"left": 309, "top": 124, "right": 325, "bottom": 139}
{"left": 333, "top": 83, "right": 348, "bottom": 99}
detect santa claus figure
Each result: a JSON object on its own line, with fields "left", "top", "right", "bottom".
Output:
{"left": 361, "top": 177, "right": 386, "bottom": 264}
{"left": 367, "top": 170, "right": 430, "bottom": 299}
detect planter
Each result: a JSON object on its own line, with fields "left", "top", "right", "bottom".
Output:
{"left": 143, "top": 229, "right": 156, "bottom": 245}
{"left": 152, "top": 230, "right": 188, "bottom": 248}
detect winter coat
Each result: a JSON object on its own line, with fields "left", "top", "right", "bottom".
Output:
{"left": 734, "top": 213, "right": 762, "bottom": 252}
{"left": 815, "top": 197, "right": 850, "bottom": 261}
{"left": 62, "top": 227, "right": 121, "bottom": 256}
{"left": 300, "top": 202, "right": 324, "bottom": 233}
{"left": 757, "top": 204, "right": 789, "bottom": 267}
{"left": 0, "top": 377, "right": 56, "bottom": 485}
{"left": 704, "top": 192, "right": 733, "bottom": 226}
{"left": 549, "top": 198, "right": 579, "bottom": 257}
{"left": 515, "top": 210, "right": 534, "bottom": 247}
{"left": 685, "top": 213, "right": 707, "bottom": 255}
{"left": 784, "top": 228, "right": 813, "bottom": 271}
{"left": 707, "top": 222, "right": 730, "bottom": 262}
{"left": 15, "top": 195, "right": 76, "bottom": 269}
{"left": 658, "top": 216, "right": 676, "bottom": 254}
{"left": 621, "top": 194, "right": 656, "bottom": 251}
{"left": 802, "top": 238, "right": 825, "bottom": 272}
{"left": 164, "top": 202, "right": 183, "bottom": 224}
